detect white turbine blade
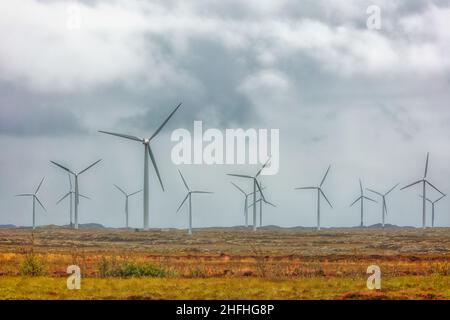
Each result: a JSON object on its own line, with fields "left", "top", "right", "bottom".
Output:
{"left": 255, "top": 156, "right": 272, "bottom": 177}
{"left": 350, "top": 196, "right": 362, "bottom": 207}
{"left": 385, "top": 183, "right": 399, "bottom": 196}
{"left": 35, "top": 196, "right": 47, "bottom": 212}
{"left": 320, "top": 189, "right": 333, "bottom": 208}
{"left": 68, "top": 174, "right": 72, "bottom": 190}
{"left": 114, "top": 184, "right": 127, "bottom": 196}
{"left": 426, "top": 180, "right": 445, "bottom": 196}
{"left": 98, "top": 130, "right": 142, "bottom": 142}
{"left": 227, "top": 173, "right": 253, "bottom": 179}
{"left": 35, "top": 177, "right": 45, "bottom": 194}
{"left": 178, "top": 169, "right": 190, "bottom": 191}
{"left": 434, "top": 194, "right": 446, "bottom": 203}
{"left": 56, "top": 192, "right": 71, "bottom": 205}
{"left": 263, "top": 199, "right": 277, "bottom": 208}
{"left": 15, "top": 193, "right": 33, "bottom": 197}
{"left": 294, "top": 187, "right": 316, "bottom": 190}
{"left": 128, "top": 189, "right": 142, "bottom": 197}
{"left": 248, "top": 186, "right": 266, "bottom": 196}
{"left": 419, "top": 195, "right": 433, "bottom": 204}
{"left": 363, "top": 196, "right": 377, "bottom": 203}
{"left": 51, "top": 161, "right": 75, "bottom": 175}
{"left": 191, "top": 191, "right": 214, "bottom": 194}
{"left": 319, "top": 165, "right": 331, "bottom": 187}
{"left": 149, "top": 102, "right": 183, "bottom": 141}
{"left": 367, "top": 188, "right": 382, "bottom": 197}
{"left": 230, "top": 182, "right": 246, "bottom": 195}
{"left": 148, "top": 146, "right": 164, "bottom": 191}
{"left": 424, "top": 152, "right": 429, "bottom": 178}
{"left": 255, "top": 179, "right": 266, "bottom": 202}
{"left": 359, "top": 179, "right": 363, "bottom": 194}
{"left": 78, "top": 194, "right": 91, "bottom": 200}
{"left": 176, "top": 193, "right": 189, "bottom": 213}
{"left": 79, "top": 159, "right": 102, "bottom": 175}
{"left": 400, "top": 180, "right": 422, "bottom": 190}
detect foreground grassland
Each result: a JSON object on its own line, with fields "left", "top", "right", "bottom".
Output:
{"left": 0, "top": 227, "right": 449, "bottom": 299}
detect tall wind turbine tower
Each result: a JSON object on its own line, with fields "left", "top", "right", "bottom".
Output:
{"left": 294, "top": 165, "right": 333, "bottom": 231}
{"left": 15, "top": 177, "right": 46, "bottom": 230}
{"left": 350, "top": 179, "right": 377, "bottom": 227}
{"left": 230, "top": 182, "right": 265, "bottom": 227}
{"left": 401, "top": 153, "right": 444, "bottom": 229}
{"left": 420, "top": 195, "right": 446, "bottom": 228}
{"left": 366, "top": 184, "right": 398, "bottom": 227}
{"left": 56, "top": 174, "right": 90, "bottom": 228}
{"left": 114, "top": 185, "right": 142, "bottom": 228}
{"left": 99, "top": 102, "right": 182, "bottom": 230}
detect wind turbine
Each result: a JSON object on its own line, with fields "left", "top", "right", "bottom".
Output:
{"left": 248, "top": 197, "right": 276, "bottom": 227}
{"left": 176, "top": 170, "right": 213, "bottom": 235}
{"left": 401, "top": 153, "right": 444, "bottom": 229}
{"left": 15, "top": 177, "right": 46, "bottom": 230}
{"left": 227, "top": 157, "right": 271, "bottom": 231}
{"left": 420, "top": 194, "right": 446, "bottom": 228}
{"left": 294, "top": 165, "right": 333, "bottom": 231}
{"left": 366, "top": 184, "right": 398, "bottom": 228}
{"left": 114, "top": 185, "right": 142, "bottom": 228}
{"left": 99, "top": 102, "right": 182, "bottom": 230}
{"left": 51, "top": 159, "right": 102, "bottom": 229}
{"left": 350, "top": 179, "right": 377, "bottom": 227}
{"left": 230, "top": 182, "right": 265, "bottom": 227}
{"left": 56, "top": 174, "right": 90, "bottom": 228}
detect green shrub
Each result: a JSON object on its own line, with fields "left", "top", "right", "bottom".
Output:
{"left": 97, "top": 258, "right": 166, "bottom": 278}
{"left": 20, "top": 254, "right": 45, "bottom": 276}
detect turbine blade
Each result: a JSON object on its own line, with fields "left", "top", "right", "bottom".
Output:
{"left": 35, "top": 196, "right": 46, "bottom": 212}
{"left": 178, "top": 169, "right": 190, "bottom": 191}
{"left": 359, "top": 179, "right": 363, "bottom": 194}
{"left": 227, "top": 174, "right": 253, "bottom": 179}
{"left": 79, "top": 159, "right": 102, "bottom": 175}
{"left": 176, "top": 193, "right": 189, "bottom": 213}
{"left": 248, "top": 186, "right": 266, "bottom": 196}
{"left": 255, "top": 156, "right": 272, "bottom": 177}
{"left": 264, "top": 199, "right": 277, "bottom": 208}
{"left": 230, "top": 182, "right": 246, "bottom": 195}
{"left": 319, "top": 165, "right": 331, "bottom": 187}
{"left": 98, "top": 130, "right": 142, "bottom": 142}
{"left": 78, "top": 194, "right": 91, "bottom": 200}
{"left": 114, "top": 184, "right": 127, "bottom": 196}
{"left": 149, "top": 102, "right": 183, "bottom": 141}
{"left": 148, "top": 146, "right": 164, "bottom": 191}
{"left": 400, "top": 180, "right": 422, "bottom": 190}
{"left": 35, "top": 177, "right": 45, "bottom": 194}
{"left": 50, "top": 161, "right": 75, "bottom": 175}
{"left": 366, "top": 188, "right": 383, "bottom": 197}
{"left": 434, "top": 194, "right": 446, "bottom": 203}
{"left": 128, "top": 189, "right": 142, "bottom": 197}
{"left": 426, "top": 180, "right": 445, "bottom": 196}
{"left": 255, "top": 179, "right": 266, "bottom": 202}
{"left": 350, "top": 196, "right": 362, "bottom": 207}
{"left": 191, "top": 191, "right": 214, "bottom": 194}
{"left": 385, "top": 183, "right": 399, "bottom": 195}
{"left": 294, "top": 187, "right": 317, "bottom": 190}
{"left": 56, "top": 192, "right": 71, "bottom": 205}
{"left": 15, "top": 194, "right": 33, "bottom": 197}
{"left": 363, "top": 196, "right": 377, "bottom": 203}
{"left": 383, "top": 200, "right": 388, "bottom": 216}
{"left": 68, "top": 174, "right": 72, "bottom": 190}
{"left": 320, "top": 189, "right": 333, "bottom": 208}
{"left": 424, "top": 152, "right": 429, "bottom": 178}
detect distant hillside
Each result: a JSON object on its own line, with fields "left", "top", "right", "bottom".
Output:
{"left": 0, "top": 224, "right": 16, "bottom": 229}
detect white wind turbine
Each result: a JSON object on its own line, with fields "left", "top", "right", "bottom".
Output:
{"left": 420, "top": 194, "right": 446, "bottom": 228}
{"left": 114, "top": 184, "right": 142, "bottom": 229}
{"left": 401, "top": 153, "right": 444, "bottom": 229}
{"left": 230, "top": 182, "right": 265, "bottom": 227}
{"left": 51, "top": 159, "right": 102, "bottom": 229}
{"left": 227, "top": 157, "right": 271, "bottom": 231}
{"left": 366, "top": 184, "right": 398, "bottom": 228}
{"left": 294, "top": 165, "right": 333, "bottom": 231}
{"left": 248, "top": 195, "right": 276, "bottom": 228}
{"left": 56, "top": 174, "right": 90, "bottom": 228}
{"left": 176, "top": 170, "right": 213, "bottom": 235}
{"left": 15, "top": 177, "right": 46, "bottom": 230}
{"left": 99, "top": 102, "right": 182, "bottom": 230}
{"left": 350, "top": 179, "right": 377, "bottom": 227}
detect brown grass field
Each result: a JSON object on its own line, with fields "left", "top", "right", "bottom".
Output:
{"left": 0, "top": 227, "right": 449, "bottom": 299}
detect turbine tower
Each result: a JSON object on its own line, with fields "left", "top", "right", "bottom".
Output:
{"left": 420, "top": 194, "right": 446, "bottom": 228}
{"left": 227, "top": 157, "right": 271, "bottom": 231}
{"left": 15, "top": 177, "right": 46, "bottom": 230}
{"left": 176, "top": 170, "right": 213, "bottom": 235}
{"left": 401, "top": 153, "right": 444, "bottom": 229}
{"left": 99, "top": 102, "right": 182, "bottom": 230}
{"left": 294, "top": 165, "right": 333, "bottom": 231}
{"left": 56, "top": 174, "right": 90, "bottom": 228}
{"left": 366, "top": 183, "right": 398, "bottom": 228}
{"left": 248, "top": 197, "right": 276, "bottom": 227}
{"left": 114, "top": 185, "right": 142, "bottom": 228}
{"left": 230, "top": 182, "right": 265, "bottom": 227}
{"left": 51, "top": 159, "right": 102, "bottom": 229}
{"left": 350, "top": 179, "right": 377, "bottom": 227}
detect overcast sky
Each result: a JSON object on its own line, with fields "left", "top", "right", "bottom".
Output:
{"left": 1, "top": 0, "right": 450, "bottom": 229}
